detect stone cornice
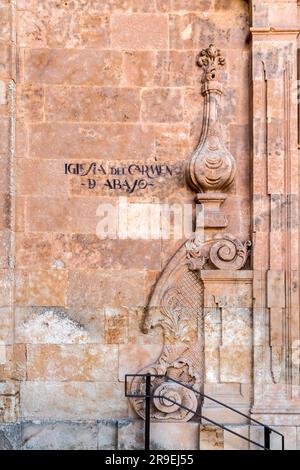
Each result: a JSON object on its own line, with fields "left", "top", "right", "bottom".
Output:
{"left": 250, "top": 27, "right": 300, "bottom": 36}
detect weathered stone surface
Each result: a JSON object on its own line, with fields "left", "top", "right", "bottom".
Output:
{"left": 141, "top": 88, "right": 183, "bottom": 123}
{"left": 28, "top": 122, "right": 156, "bottom": 160}
{"left": 122, "top": 51, "right": 157, "bottom": 87}
{"left": 173, "top": 0, "right": 213, "bottom": 11}
{"left": 0, "top": 44, "right": 12, "bottom": 79}
{"left": 118, "top": 344, "right": 162, "bottom": 381}
{"left": 0, "top": 230, "right": 9, "bottom": 269}
{"left": 16, "top": 160, "right": 67, "bottom": 197}
{"left": 18, "top": 270, "right": 68, "bottom": 307}
{"left": 16, "top": 233, "right": 161, "bottom": 271}
{"left": 111, "top": 14, "right": 168, "bottom": 50}
{"left": 0, "top": 80, "right": 12, "bottom": 118}
{"left": 45, "top": 87, "right": 140, "bottom": 123}
{"left": 118, "top": 420, "right": 200, "bottom": 450}
{"left": 26, "top": 197, "right": 112, "bottom": 233}
{"left": 202, "top": 384, "right": 251, "bottom": 425}
{"left": 27, "top": 344, "right": 118, "bottom": 381}
{"left": 15, "top": 307, "right": 91, "bottom": 345}
{"left": 250, "top": 425, "right": 296, "bottom": 451}
{"left": 199, "top": 425, "right": 224, "bottom": 450}
{"left": 0, "top": 270, "right": 11, "bottom": 307}
{"left": 25, "top": 49, "right": 122, "bottom": 86}
{"left": 0, "top": 382, "right": 20, "bottom": 422}
{"left": 0, "top": 308, "right": 13, "bottom": 344}
{"left": 98, "top": 420, "right": 117, "bottom": 450}
{"left": 22, "top": 421, "right": 98, "bottom": 450}
{"left": 0, "top": 5, "right": 11, "bottom": 42}
{"left": 0, "top": 120, "right": 9, "bottom": 155}
{"left": 17, "top": 9, "right": 110, "bottom": 48}
{"left": 219, "top": 308, "right": 252, "bottom": 383}
{"left": 17, "top": 84, "right": 44, "bottom": 121}
{"left": 21, "top": 382, "right": 127, "bottom": 420}
{"left": 169, "top": 9, "right": 248, "bottom": 50}
{"left": 223, "top": 425, "right": 249, "bottom": 450}
{"left": 0, "top": 345, "right": 26, "bottom": 381}
{"left": 104, "top": 307, "right": 128, "bottom": 344}
{"left": 154, "top": 124, "right": 190, "bottom": 160}
{"left": 127, "top": 305, "right": 163, "bottom": 345}
{"left": 0, "top": 424, "right": 21, "bottom": 450}
{"left": 117, "top": 420, "right": 144, "bottom": 450}
{"left": 67, "top": 270, "right": 146, "bottom": 310}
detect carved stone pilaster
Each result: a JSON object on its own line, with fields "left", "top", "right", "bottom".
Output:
{"left": 250, "top": 16, "right": 300, "bottom": 422}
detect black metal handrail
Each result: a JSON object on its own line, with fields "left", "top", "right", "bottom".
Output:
{"left": 125, "top": 373, "right": 285, "bottom": 451}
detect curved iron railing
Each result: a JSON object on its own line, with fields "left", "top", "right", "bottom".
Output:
{"left": 125, "top": 373, "right": 285, "bottom": 451}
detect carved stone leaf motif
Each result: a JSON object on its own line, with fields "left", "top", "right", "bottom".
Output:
{"left": 197, "top": 44, "right": 226, "bottom": 83}
{"left": 161, "top": 287, "right": 197, "bottom": 344}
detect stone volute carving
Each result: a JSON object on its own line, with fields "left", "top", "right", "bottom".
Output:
{"left": 186, "top": 233, "right": 251, "bottom": 271}
{"left": 186, "top": 44, "right": 236, "bottom": 228}
{"left": 129, "top": 44, "right": 250, "bottom": 423}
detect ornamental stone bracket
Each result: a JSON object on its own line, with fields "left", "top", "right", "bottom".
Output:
{"left": 129, "top": 45, "right": 251, "bottom": 423}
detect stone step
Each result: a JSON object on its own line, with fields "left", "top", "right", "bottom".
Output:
{"left": 116, "top": 420, "right": 264, "bottom": 450}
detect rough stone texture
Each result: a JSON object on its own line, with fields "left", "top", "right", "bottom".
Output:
{"left": 111, "top": 14, "right": 169, "bottom": 50}
{"left": 0, "top": 382, "right": 20, "bottom": 423}
{"left": 118, "top": 420, "right": 200, "bottom": 450}
{"left": 0, "top": 424, "right": 22, "bottom": 450}
{"left": 223, "top": 425, "right": 249, "bottom": 450}
{"left": 118, "top": 344, "right": 162, "bottom": 381}
{"left": 98, "top": 420, "right": 118, "bottom": 450}
{"left": 26, "top": 344, "right": 118, "bottom": 381}
{"left": 21, "top": 382, "right": 127, "bottom": 420}
{"left": 22, "top": 421, "right": 98, "bottom": 450}
{"left": 250, "top": 425, "right": 297, "bottom": 451}
{"left": 117, "top": 420, "right": 144, "bottom": 450}
{"left": 15, "top": 307, "right": 91, "bottom": 345}
{"left": 199, "top": 425, "right": 224, "bottom": 450}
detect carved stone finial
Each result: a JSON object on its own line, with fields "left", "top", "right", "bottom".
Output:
{"left": 197, "top": 44, "right": 226, "bottom": 88}
{"left": 186, "top": 44, "right": 236, "bottom": 228}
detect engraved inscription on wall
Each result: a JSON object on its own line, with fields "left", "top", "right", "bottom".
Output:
{"left": 64, "top": 161, "right": 177, "bottom": 194}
